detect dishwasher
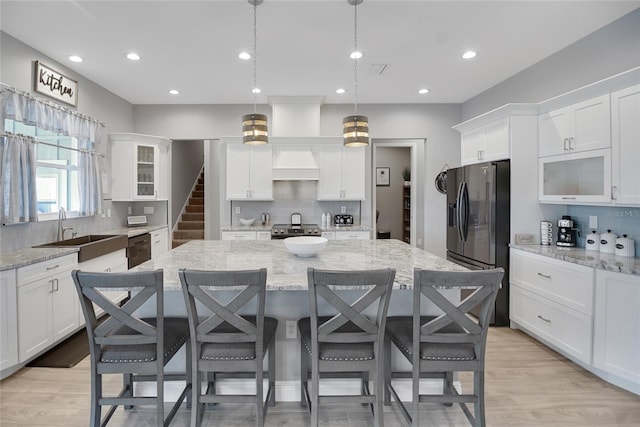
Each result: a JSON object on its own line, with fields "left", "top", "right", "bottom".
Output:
{"left": 127, "top": 233, "right": 151, "bottom": 269}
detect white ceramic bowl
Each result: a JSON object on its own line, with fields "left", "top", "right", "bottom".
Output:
{"left": 284, "top": 236, "right": 328, "bottom": 257}
{"left": 239, "top": 218, "right": 255, "bottom": 226}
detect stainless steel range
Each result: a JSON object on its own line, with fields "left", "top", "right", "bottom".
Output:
{"left": 271, "top": 224, "right": 321, "bottom": 239}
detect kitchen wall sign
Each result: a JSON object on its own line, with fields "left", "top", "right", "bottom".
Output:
{"left": 376, "top": 167, "right": 390, "bottom": 186}
{"left": 33, "top": 61, "right": 78, "bottom": 106}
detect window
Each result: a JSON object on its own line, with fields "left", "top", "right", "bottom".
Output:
{"left": 4, "top": 119, "right": 80, "bottom": 220}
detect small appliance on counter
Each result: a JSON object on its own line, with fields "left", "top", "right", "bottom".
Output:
{"left": 556, "top": 215, "right": 578, "bottom": 247}
{"left": 615, "top": 234, "right": 635, "bottom": 257}
{"left": 540, "top": 221, "right": 553, "bottom": 246}
{"left": 599, "top": 229, "right": 617, "bottom": 254}
{"left": 127, "top": 215, "right": 148, "bottom": 227}
{"left": 334, "top": 214, "right": 354, "bottom": 226}
{"left": 585, "top": 230, "right": 600, "bottom": 251}
{"left": 291, "top": 212, "right": 302, "bottom": 227}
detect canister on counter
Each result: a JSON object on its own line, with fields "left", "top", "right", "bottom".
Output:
{"left": 540, "top": 221, "right": 553, "bottom": 246}
{"left": 586, "top": 230, "right": 600, "bottom": 251}
{"left": 615, "top": 234, "right": 635, "bottom": 257}
{"left": 599, "top": 230, "right": 618, "bottom": 254}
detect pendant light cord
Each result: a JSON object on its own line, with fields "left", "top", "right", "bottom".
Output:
{"left": 353, "top": 1, "right": 359, "bottom": 115}
{"left": 253, "top": 1, "right": 258, "bottom": 113}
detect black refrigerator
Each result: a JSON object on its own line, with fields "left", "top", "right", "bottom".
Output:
{"left": 446, "top": 160, "right": 510, "bottom": 326}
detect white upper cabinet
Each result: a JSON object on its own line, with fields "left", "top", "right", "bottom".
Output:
{"left": 317, "top": 144, "right": 365, "bottom": 200}
{"left": 538, "top": 94, "right": 611, "bottom": 157}
{"left": 460, "top": 117, "right": 510, "bottom": 165}
{"left": 538, "top": 148, "right": 612, "bottom": 204}
{"left": 611, "top": 84, "right": 640, "bottom": 206}
{"left": 110, "top": 133, "right": 171, "bottom": 201}
{"left": 226, "top": 143, "right": 273, "bottom": 200}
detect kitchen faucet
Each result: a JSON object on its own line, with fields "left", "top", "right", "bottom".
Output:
{"left": 57, "top": 207, "right": 73, "bottom": 241}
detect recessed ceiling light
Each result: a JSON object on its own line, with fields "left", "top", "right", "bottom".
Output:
{"left": 169, "top": 89, "right": 179, "bottom": 95}
{"left": 251, "top": 87, "right": 261, "bottom": 94}
{"left": 126, "top": 52, "right": 141, "bottom": 61}
{"left": 350, "top": 51, "right": 363, "bottom": 60}
{"left": 336, "top": 88, "right": 346, "bottom": 94}
{"left": 462, "top": 50, "right": 477, "bottom": 59}
{"left": 238, "top": 52, "right": 251, "bottom": 60}
{"left": 68, "top": 55, "right": 83, "bottom": 63}
{"left": 418, "top": 88, "right": 430, "bottom": 94}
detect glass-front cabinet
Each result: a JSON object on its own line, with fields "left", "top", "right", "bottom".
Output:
{"left": 538, "top": 149, "right": 611, "bottom": 204}
{"left": 109, "top": 133, "right": 170, "bottom": 201}
{"left": 135, "top": 144, "right": 157, "bottom": 198}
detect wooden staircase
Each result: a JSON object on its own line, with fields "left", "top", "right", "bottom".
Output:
{"left": 172, "top": 170, "right": 205, "bottom": 248}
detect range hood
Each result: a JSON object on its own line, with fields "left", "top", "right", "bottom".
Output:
{"left": 269, "top": 96, "right": 324, "bottom": 181}
{"left": 272, "top": 146, "right": 319, "bottom": 180}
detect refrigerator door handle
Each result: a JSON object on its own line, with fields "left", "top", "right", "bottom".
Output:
{"left": 459, "top": 181, "right": 469, "bottom": 242}
{"left": 456, "top": 182, "right": 465, "bottom": 241}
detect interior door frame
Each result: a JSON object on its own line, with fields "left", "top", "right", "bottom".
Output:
{"left": 372, "top": 139, "right": 419, "bottom": 247}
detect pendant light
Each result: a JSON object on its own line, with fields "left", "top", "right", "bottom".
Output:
{"left": 242, "top": 0, "right": 268, "bottom": 145}
{"left": 343, "top": 0, "right": 369, "bottom": 147}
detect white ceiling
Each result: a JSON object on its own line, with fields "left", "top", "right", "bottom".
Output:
{"left": 1, "top": 1, "right": 638, "bottom": 105}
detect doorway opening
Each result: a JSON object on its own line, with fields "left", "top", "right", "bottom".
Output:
{"left": 372, "top": 140, "right": 420, "bottom": 246}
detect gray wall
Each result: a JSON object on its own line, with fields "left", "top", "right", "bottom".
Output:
{"left": 375, "top": 147, "right": 410, "bottom": 240}
{"left": 171, "top": 140, "right": 204, "bottom": 228}
{"left": 463, "top": 8, "right": 640, "bottom": 120}
{"left": 0, "top": 32, "right": 136, "bottom": 253}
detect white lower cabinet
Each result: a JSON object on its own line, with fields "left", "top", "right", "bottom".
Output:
{"left": 592, "top": 269, "right": 640, "bottom": 393}
{"left": 256, "top": 231, "right": 271, "bottom": 241}
{"left": 17, "top": 254, "right": 78, "bottom": 362}
{"left": 509, "top": 249, "right": 594, "bottom": 364}
{"left": 151, "top": 227, "right": 169, "bottom": 259}
{"left": 78, "top": 249, "right": 129, "bottom": 319}
{"left": 321, "top": 231, "right": 335, "bottom": 240}
{"left": 335, "top": 231, "right": 370, "bottom": 240}
{"left": 221, "top": 231, "right": 257, "bottom": 241}
{"left": 0, "top": 269, "right": 18, "bottom": 373}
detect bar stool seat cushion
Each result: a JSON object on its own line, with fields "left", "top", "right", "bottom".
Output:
{"left": 386, "top": 316, "right": 476, "bottom": 361}
{"left": 298, "top": 317, "right": 374, "bottom": 361}
{"left": 101, "top": 317, "right": 190, "bottom": 363}
{"left": 200, "top": 316, "right": 278, "bottom": 361}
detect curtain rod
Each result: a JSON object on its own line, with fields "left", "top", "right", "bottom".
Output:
{"left": 1, "top": 131, "right": 105, "bottom": 158}
{"left": 0, "top": 82, "right": 106, "bottom": 128}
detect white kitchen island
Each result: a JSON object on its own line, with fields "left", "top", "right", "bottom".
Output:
{"left": 131, "top": 239, "right": 468, "bottom": 401}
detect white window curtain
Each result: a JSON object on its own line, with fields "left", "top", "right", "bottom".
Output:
{"left": 1, "top": 86, "right": 103, "bottom": 221}
{"left": 77, "top": 133, "right": 103, "bottom": 216}
{"left": 0, "top": 133, "right": 38, "bottom": 224}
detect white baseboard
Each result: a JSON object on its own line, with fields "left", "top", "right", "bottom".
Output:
{"left": 135, "top": 377, "right": 461, "bottom": 403}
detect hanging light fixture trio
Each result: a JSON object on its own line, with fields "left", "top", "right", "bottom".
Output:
{"left": 242, "top": 0, "right": 269, "bottom": 145}
{"left": 343, "top": 0, "right": 369, "bottom": 147}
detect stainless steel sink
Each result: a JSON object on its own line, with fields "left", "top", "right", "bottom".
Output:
{"left": 34, "top": 234, "right": 128, "bottom": 262}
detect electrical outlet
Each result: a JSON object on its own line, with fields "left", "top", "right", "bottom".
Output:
{"left": 417, "top": 238, "right": 422, "bottom": 245}
{"left": 235, "top": 206, "right": 241, "bottom": 214}
{"left": 285, "top": 321, "right": 297, "bottom": 339}
{"left": 341, "top": 206, "right": 346, "bottom": 214}
{"left": 127, "top": 206, "right": 132, "bottom": 215}
{"left": 589, "top": 215, "right": 598, "bottom": 230}
{"left": 107, "top": 208, "right": 112, "bottom": 218}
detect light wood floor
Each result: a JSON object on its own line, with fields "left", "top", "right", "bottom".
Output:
{"left": 1, "top": 327, "right": 639, "bottom": 426}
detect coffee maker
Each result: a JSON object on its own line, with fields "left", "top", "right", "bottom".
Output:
{"left": 557, "top": 215, "right": 578, "bottom": 247}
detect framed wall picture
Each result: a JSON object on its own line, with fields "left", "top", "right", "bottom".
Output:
{"left": 376, "top": 167, "right": 390, "bottom": 186}
{"left": 33, "top": 61, "right": 78, "bottom": 106}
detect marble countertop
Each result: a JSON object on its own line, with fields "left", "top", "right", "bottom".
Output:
{"left": 221, "top": 225, "right": 372, "bottom": 232}
{"left": 0, "top": 225, "right": 168, "bottom": 271}
{"left": 510, "top": 244, "right": 640, "bottom": 276}
{"left": 1, "top": 247, "right": 79, "bottom": 271}
{"left": 132, "top": 239, "right": 467, "bottom": 291}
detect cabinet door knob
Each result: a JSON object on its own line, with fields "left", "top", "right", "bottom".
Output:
{"left": 563, "top": 138, "right": 568, "bottom": 151}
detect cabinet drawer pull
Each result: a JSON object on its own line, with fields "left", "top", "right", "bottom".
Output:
{"left": 561, "top": 196, "right": 576, "bottom": 200}
{"left": 537, "top": 314, "right": 551, "bottom": 323}
{"left": 46, "top": 264, "right": 60, "bottom": 271}
{"left": 537, "top": 272, "right": 551, "bottom": 279}
{"left": 563, "top": 138, "right": 568, "bottom": 151}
